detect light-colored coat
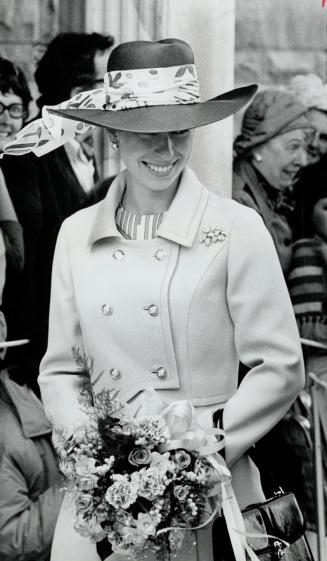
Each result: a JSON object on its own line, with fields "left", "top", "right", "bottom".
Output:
{"left": 39, "top": 167, "right": 304, "bottom": 561}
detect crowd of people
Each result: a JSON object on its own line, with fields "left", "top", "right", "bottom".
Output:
{"left": 0, "top": 30, "right": 325, "bottom": 561}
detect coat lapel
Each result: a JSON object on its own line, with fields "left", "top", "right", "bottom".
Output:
{"left": 89, "top": 167, "right": 208, "bottom": 247}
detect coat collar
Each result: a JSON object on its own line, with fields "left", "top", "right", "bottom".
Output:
{"left": 0, "top": 371, "right": 52, "bottom": 438}
{"left": 89, "top": 166, "right": 208, "bottom": 247}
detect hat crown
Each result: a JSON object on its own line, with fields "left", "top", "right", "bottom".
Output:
{"left": 107, "top": 38, "right": 194, "bottom": 71}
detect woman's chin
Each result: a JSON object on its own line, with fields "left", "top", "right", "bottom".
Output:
{"left": 0, "top": 135, "right": 14, "bottom": 153}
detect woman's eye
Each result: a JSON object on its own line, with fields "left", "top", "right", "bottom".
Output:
{"left": 287, "top": 144, "right": 300, "bottom": 151}
{"left": 138, "top": 133, "right": 156, "bottom": 139}
{"left": 173, "top": 130, "right": 190, "bottom": 136}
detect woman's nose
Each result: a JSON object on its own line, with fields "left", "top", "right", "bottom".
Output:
{"left": 294, "top": 147, "right": 307, "bottom": 167}
{"left": 0, "top": 108, "right": 10, "bottom": 123}
{"left": 154, "top": 133, "right": 175, "bottom": 158}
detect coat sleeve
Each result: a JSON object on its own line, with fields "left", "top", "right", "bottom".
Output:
{"left": 223, "top": 207, "right": 305, "bottom": 466}
{"left": 39, "top": 220, "right": 91, "bottom": 440}
{"left": 0, "top": 448, "right": 62, "bottom": 561}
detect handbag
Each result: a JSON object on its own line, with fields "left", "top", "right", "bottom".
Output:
{"left": 212, "top": 490, "right": 315, "bottom": 560}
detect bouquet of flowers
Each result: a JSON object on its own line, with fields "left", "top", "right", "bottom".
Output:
{"left": 56, "top": 349, "right": 228, "bottom": 560}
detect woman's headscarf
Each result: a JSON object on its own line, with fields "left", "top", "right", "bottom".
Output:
{"left": 234, "top": 89, "right": 310, "bottom": 156}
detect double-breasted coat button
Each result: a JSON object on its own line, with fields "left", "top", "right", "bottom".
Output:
{"left": 113, "top": 249, "right": 125, "bottom": 261}
{"left": 154, "top": 248, "right": 167, "bottom": 261}
{"left": 110, "top": 368, "right": 121, "bottom": 380}
{"left": 152, "top": 367, "right": 167, "bottom": 380}
{"left": 102, "top": 304, "right": 113, "bottom": 315}
{"left": 144, "top": 304, "right": 159, "bottom": 317}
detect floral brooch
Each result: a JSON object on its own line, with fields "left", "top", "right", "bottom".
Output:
{"left": 200, "top": 226, "right": 227, "bottom": 246}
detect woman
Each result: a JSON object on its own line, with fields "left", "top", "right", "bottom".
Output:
{"left": 0, "top": 57, "right": 41, "bottom": 389}
{"left": 233, "top": 89, "right": 311, "bottom": 275}
{"left": 0, "top": 58, "right": 28, "bottom": 277}
{"left": 4, "top": 39, "right": 305, "bottom": 561}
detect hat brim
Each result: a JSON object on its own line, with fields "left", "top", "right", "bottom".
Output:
{"left": 47, "top": 84, "right": 257, "bottom": 132}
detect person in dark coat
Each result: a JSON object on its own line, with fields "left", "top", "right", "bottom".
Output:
{"left": 0, "top": 368, "right": 63, "bottom": 561}
{"left": 0, "top": 58, "right": 39, "bottom": 389}
{"left": 233, "top": 89, "right": 311, "bottom": 276}
{"left": 1, "top": 33, "right": 114, "bottom": 391}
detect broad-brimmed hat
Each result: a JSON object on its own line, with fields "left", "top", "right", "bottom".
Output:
{"left": 2, "top": 38, "right": 257, "bottom": 158}
{"left": 48, "top": 38, "right": 257, "bottom": 132}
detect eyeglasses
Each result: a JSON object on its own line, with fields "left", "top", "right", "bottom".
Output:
{"left": 0, "top": 102, "right": 25, "bottom": 119}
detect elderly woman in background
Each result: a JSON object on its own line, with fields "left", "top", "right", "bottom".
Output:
{"left": 233, "top": 89, "right": 310, "bottom": 275}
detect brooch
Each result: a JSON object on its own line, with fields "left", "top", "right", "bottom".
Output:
{"left": 200, "top": 226, "right": 227, "bottom": 246}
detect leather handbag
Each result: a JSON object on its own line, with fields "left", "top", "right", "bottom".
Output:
{"left": 212, "top": 491, "right": 315, "bottom": 560}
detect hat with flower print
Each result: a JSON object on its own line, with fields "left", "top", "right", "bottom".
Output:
{"left": 2, "top": 38, "right": 257, "bottom": 158}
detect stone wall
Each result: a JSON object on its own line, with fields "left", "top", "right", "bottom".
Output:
{"left": 0, "top": 0, "right": 83, "bottom": 118}
{"left": 235, "top": 0, "right": 327, "bottom": 88}
{"left": 234, "top": 0, "right": 327, "bottom": 132}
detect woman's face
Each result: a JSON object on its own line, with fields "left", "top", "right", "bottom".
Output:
{"left": 0, "top": 90, "right": 24, "bottom": 151}
{"left": 115, "top": 129, "right": 194, "bottom": 193}
{"left": 252, "top": 129, "right": 308, "bottom": 191}
{"left": 313, "top": 197, "right": 327, "bottom": 241}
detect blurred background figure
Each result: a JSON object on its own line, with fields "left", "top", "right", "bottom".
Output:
{"left": 286, "top": 75, "right": 327, "bottom": 243}
{"left": 0, "top": 32, "right": 114, "bottom": 393}
{"left": 0, "top": 58, "right": 25, "bottom": 279}
{"left": 0, "top": 176, "right": 62, "bottom": 560}
{"left": 30, "top": 32, "right": 114, "bottom": 381}
{"left": 288, "top": 177, "right": 327, "bottom": 553}
{"left": 233, "top": 89, "right": 310, "bottom": 275}
{"left": 0, "top": 367, "right": 63, "bottom": 561}
{"left": 287, "top": 74, "right": 327, "bottom": 165}
{"left": 0, "top": 57, "right": 37, "bottom": 390}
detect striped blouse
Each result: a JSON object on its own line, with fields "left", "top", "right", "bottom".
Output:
{"left": 116, "top": 203, "right": 167, "bottom": 240}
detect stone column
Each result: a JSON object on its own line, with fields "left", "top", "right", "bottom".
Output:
{"left": 85, "top": 0, "right": 235, "bottom": 196}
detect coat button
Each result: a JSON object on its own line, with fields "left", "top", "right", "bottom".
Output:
{"left": 144, "top": 304, "right": 159, "bottom": 317}
{"left": 102, "top": 304, "right": 113, "bottom": 316}
{"left": 113, "top": 249, "right": 125, "bottom": 261}
{"left": 153, "top": 367, "right": 167, "bottom": 380}
{"left": 110, "top": 368, "right": 121, "bottom": 380}
{"left": 154, "top": 248, "right": 167, "bottom": 261}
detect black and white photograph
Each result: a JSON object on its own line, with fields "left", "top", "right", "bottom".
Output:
{"left": 0, "top": 2, "right": 326, "bottom": 560}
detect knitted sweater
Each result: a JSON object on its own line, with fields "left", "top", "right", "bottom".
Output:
{"left": 288, "top": 237, "right": 327, "bottom": 343}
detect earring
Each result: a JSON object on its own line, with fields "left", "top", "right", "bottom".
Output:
{"left": 253, "top": 152, "right": 262, "bottom": 163}
{"left": 111, "top": 140, "right": 119, "bottom": 151}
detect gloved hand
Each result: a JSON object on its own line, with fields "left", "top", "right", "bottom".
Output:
{"left": 0, "top": 220, "right": 24, "bottom": 272}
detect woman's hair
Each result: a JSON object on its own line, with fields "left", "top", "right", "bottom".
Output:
{"left": 0, "top": 57, "right": 32, "bottom": 117}
{"left": 35, "top": 32, "right": 114, "bottom": 109}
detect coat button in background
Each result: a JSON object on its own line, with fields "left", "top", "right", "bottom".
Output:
{"left": 152, "top": 367, "right": 167, "bottom": 380}
{"left": 110, "top": 368, "right": 121, "bottom": 380}
{"left": 102, "top": 304, "right": 113, "bottom": 316}
{"left": 154, "top": 248, "right": 167, "bottom": 261}
{"left": 113, "top": 249, "right": 125, "bottom": 261}
{"left": 144, "top": 304, "right": 159, "bottom": 317}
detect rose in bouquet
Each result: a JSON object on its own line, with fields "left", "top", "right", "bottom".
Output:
{"left": 56, "top": 349, "right": 228, "bottom": 560}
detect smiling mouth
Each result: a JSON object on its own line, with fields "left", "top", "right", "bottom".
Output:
{"left": 144, "top": 161, "right": 176, "bottom": 174}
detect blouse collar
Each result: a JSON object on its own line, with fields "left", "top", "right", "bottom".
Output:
{"left": 89, "top": 166, "right": 208, "bottom": 247}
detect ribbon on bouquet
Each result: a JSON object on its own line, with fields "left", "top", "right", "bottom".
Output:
{"left": 135, "top": 389, "right": 288, "bottom": 561}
